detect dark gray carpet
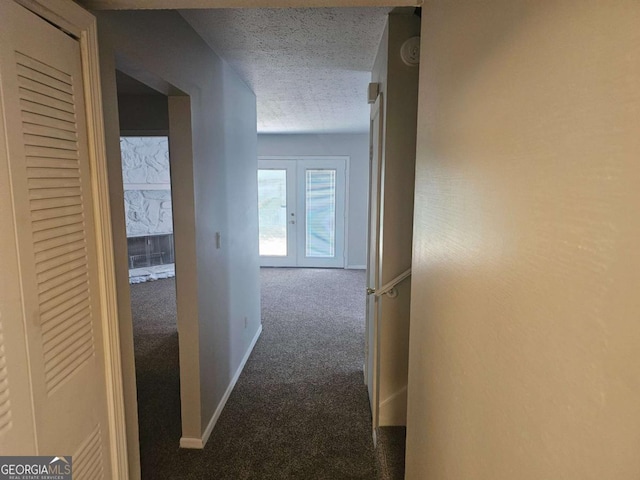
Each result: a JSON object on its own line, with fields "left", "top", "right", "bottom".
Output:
{"left": 130, "top": 277, "right": 181, "bottom": 461}
{"left": 375, "top": 427, "right": 406, "bottom": 480}
{"left": 130, "top": 268, "right": 375, "bottom": 479}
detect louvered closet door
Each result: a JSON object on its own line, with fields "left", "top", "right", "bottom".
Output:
{"left": 0, "top": 0, "right": 112, "bottom": 476}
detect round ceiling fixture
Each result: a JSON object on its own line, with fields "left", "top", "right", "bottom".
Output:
{"left": 400, "top": 36, "right": 421, "bottom": 67}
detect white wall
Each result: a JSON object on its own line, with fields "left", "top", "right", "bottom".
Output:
{"left": 96, "top": 10, "right": 261, "bottom": 473}
{"left": 407, "top": 1, "right": 640, "bottom": 479}
{"left": 121, "top": 137, "right": 173, "bottom": 237}
{"left": 258, "top": 133, "right": 369, "bottom": 268}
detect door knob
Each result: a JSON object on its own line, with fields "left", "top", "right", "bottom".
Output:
{"left": 289, "top": 220, "right": 296, "bottom": 224}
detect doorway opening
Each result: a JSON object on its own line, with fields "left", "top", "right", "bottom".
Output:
{"left": 121, "top": 135, "right": 175, "bottom": 283}
{"left": 115, "top": 70, "right": 181, "bottom": 474}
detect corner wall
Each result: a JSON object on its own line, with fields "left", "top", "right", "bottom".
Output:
{"left": 96, "top": 10, "right": 261, "bottom": 470}
{"left": 370, "top": 12, "right": 420, "bottom": 426}
{"left": 257, "top": 133, "right": 369, "bottom": 268}
{"left": 407, "top": 1, "right": 640, "bottom": 479}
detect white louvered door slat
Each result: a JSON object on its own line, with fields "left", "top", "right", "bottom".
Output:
{"left": 74, "top": 425, "right": 104, "bottom": 479}
{"left": 0, "top": 324, "right": 15, "bottom": 437}
{"left": 0, "top": 0, "right": 112, "bottom": 476}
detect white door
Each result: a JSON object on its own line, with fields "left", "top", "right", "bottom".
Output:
{"left": 0, "top": 0, "right": 113, "bottom": 475}
{"left": 257, "top": 160, "right": 297, "bottom": 266}
{"left": 365, "top": 94, "right": 383, "bottom": 427}
{"left": 258, "top": 158, "right": 346, "bottom": 268}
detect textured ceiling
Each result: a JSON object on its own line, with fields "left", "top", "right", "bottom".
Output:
{"left": 181, "top": 8, "right": 391, "bottom": 133}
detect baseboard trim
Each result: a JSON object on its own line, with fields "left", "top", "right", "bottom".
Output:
{"left": 346, "top": 264, "right": 366, "bottom": 270}
{"left": 179, "top": 324, "right": 263, "bottom": 450}
{"left": 179, "top": 437, "right": 203, "bottom": 449}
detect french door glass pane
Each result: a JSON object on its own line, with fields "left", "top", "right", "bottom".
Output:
{"left": 258, "top": 169, "right": 287, "bottom": 256}
{"left": 305, "top": 169, "right": 336, "bottom": 258}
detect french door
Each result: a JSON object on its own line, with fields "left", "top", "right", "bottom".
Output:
{"left": 258, "top": 157, "right": 346, "bottom": 268}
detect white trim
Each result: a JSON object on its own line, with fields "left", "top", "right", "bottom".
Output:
{"left": 178, "top": 437, "right": 203, "bottom": 449}
{"left": 81, "top": 14, "right": 130, "bottom": 480}
{"left": 347, "top": 264, "right": 367, "bottom": 270}
{"left": 259, "top": 155, "right": 349, "bottom": 162}
{"left": 344, "top": 156, "right": 351, "bottom": 268}
{"left": 366, "top": 93, "right": 384, "bottom": 430}
{"left": 179, "top": 324, "right": 263, "bottom": 449}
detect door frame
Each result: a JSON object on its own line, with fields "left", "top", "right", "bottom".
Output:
{"left": 258, "top": 155, "right": 350, "bottom": 268}
{"left": 365, "top": 93, "right": 383, "bottom": 430}
{"left": 13, "top": 0, "right": 128, "bottom": 476}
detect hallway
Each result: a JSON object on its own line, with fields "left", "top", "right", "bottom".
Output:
{"left": 131, "top": 268, "right": 374, "bottom": 479}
